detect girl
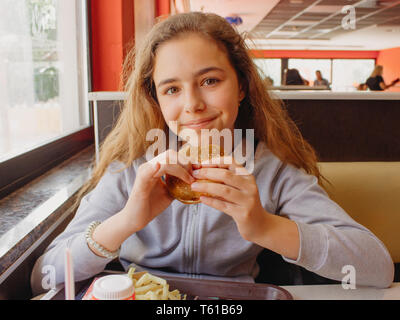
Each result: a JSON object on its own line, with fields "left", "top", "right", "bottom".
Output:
{"left": 31, "top": 12, "right": 393, "bottom": 295}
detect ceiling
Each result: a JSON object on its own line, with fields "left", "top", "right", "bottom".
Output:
{"left": 188, "top": 0, "right": 400, "bottom": 50}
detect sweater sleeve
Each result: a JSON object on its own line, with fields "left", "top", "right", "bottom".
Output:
{"left": 30, "top": 161, "right": 133, "bottom": 295}
{"left": 271, "top": 163, "right": 394, "bottom": 288}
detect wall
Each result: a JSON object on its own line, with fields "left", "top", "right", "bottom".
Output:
{"left": 90, "top": 0, "right": 134, "bottom": 91}
{"left": 90, "top": 0, "right": 170, "bottom": 91}
{"left": 377, "top": 47, "right": 400, "bottom": 92}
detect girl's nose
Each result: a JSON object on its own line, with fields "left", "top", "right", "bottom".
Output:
{"left": 183, "top": 88, "right": 205, "bottom": 113}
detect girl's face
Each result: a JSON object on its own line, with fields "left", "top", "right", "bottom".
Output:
{"left": 153, "top": 33, "right": 245, "bottom": 143}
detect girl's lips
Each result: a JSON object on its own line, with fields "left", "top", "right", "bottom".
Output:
{"left": 182, "top": 116, "right": 217, "bottom": 129}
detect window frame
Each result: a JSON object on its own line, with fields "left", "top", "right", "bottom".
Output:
{"left": 254, "top": 57, "right": 377, "bottom": 87}
{"left": 0, "top": 0, "right": 93, "bottom": 200}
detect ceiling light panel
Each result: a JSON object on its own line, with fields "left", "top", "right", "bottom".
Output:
{"left": 285, "top": 19, "right": 318, "bottom": 25}
{"left": 319, "top": 0, "right": 360, "bottom": 5}
{"left": 306, "top": 5, "right": 344, "bottom": 13}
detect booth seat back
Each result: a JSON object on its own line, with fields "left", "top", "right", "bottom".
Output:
{"left": 319, "top": 162, "right": 400, "bottom": 263}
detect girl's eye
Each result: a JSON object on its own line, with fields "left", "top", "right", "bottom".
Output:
{"left": 165, "top": 87, "right": 179, "bottom": 95}
{"left": 203, "top": 78, "right": 219, "bottom": 86}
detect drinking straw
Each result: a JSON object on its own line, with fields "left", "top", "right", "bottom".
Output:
{"left": 64, "top": 247, "right": 75, "bottom": 300}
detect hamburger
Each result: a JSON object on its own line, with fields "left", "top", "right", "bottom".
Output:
{"left": 165, "top": 144, "right": 224, "bottom": 204}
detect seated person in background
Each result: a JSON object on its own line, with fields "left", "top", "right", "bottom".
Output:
{"left": 313, "top": 70, "right": 330, "bottom": 88}
{"left": 284, "top": 68, "right": 309, "bottom": 85}
{"left": 366, "top": 65, "right": 399, "bottom": 91}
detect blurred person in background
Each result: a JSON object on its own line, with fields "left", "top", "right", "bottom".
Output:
{"left": 313, "top": 70, "right": 330, "bottom": 88}
{"left": 284, "top": 68, "right": 309, "bottom": 85}
{"left": 366, "top": 65, "right": 399, "bottom": 91}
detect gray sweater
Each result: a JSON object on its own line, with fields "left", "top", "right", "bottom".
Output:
{"left": 31, "top": 142, "right": 394, "bottom": 295}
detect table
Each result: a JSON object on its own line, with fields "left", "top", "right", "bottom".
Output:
{"left": 281, "top": 282, "right": 400, "bottom": 300}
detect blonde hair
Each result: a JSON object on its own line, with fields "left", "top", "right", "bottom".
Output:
{"left": 370, "top": 65, "right": 383, "bottom": 78}
{"left": 74, "top": 12, "right": 323, "bottom": 210}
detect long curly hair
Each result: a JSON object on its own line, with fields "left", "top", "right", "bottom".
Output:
{"left": 73, "top": 12, "right": 323, "bottom": 209}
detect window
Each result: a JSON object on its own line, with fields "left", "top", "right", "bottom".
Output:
{"left": 255, "top": 58, "right": 376, "bottom": 91}
{"left": 288, "top": 59, "right": 332, "bottom": 86}
{"left": 0, "top": 0, "right": 91, "bottom": 199}
{"left": 253, "top": 59, "right": 281, "bottom": 86}
{"left": 331, "top": 59, "right": 375, "bottom": 92}
{"left": 0, "top": 0, "right": 89, "bottom": 162}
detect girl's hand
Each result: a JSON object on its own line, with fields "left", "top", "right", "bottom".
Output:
{"left": 90, "top": 150, "right": 195, "bottom": 256}
{"left": 123, "top": 149, "right": 195, "bottom": 232}
{"left": 190, "top": 156, "right": 268, "bottom": 242}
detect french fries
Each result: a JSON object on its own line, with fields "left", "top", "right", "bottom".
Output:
{"left": 127, "top": 267, "right": 186, "bottom": 300}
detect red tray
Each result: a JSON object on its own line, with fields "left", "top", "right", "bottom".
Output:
{"left": 65, "top": 272, "right": 293, "bottom": 300}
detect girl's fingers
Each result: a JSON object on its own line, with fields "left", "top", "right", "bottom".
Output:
{"left": 191, "top": 167, "right": 243, "bottom": 190}
{"left": 145, "top": 149, "right": 195, "bottom": 185}
{"left": 199, "top": 195, "right": 241, "bottom": 217}
{"left": 199, "top": 156, "right": 249, "bottom": 176}
{"left": 153, "top": 162, "right": 195, "bottom": 185}
{"left": 191, "top": 181, "right": 243, "bottom": 204}
{"left": 200, "top": 156, "right": 235, "bottom": 168}
{"left": 135, "top": 161, "right": 162, "bottom": 192}
{"left": 191, "top": 153, "right": 252, "bottom": 190}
